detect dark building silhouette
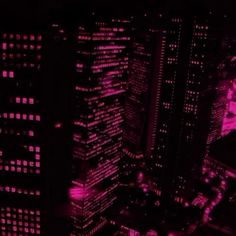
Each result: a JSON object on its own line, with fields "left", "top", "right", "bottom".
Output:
{"left": 122, "top": 12, "right": 225, "bottom": 211}
{"left": 122, "top": 14, "right": 183, "bottom": 206}
{"left": 165, "top": 13, "right": 224, "bottom": 204}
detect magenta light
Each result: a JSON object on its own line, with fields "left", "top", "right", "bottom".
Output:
{"left": 69, "top": 186, "right": 90, "bottom": 200}
{"left": 54, "top": 122, "right": 63, "bottom": 129}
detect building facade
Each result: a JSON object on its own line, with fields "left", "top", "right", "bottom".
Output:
{"left": 70, "top": 16, "right": 130, "bottom": 235}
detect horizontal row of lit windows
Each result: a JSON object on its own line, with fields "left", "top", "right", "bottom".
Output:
{"left": 1, "top": 113, "right": 40, "bottom": 121}
{"left": 2, "top": 53, "right": 41, "bottom": 60}
{"left": 98, "top": 27, "right": 125, "bottom": 32}
{"left": 0, "top": 128, "right": 34, "bottom": 137}
{"left": 171, "top": 18, "right": 182, "bottom": 23}
{"left": 95, "top": 45, "right": 125, "bottom": 50}
{"left": 78, "top": 36, "right": 130, "bottom": 41}
{"left": 1, "top": 158, "right": 40, "bottom": 166}
{"left": 1, "top": 70, "right": 14, "bottom": 78}
{"left": 0, "top": 165, "right": 40, "bottom": 174}
{"left": 0, "top": 186, "right": 40, "bottom": 196}
{"left": 194, "top": 25, "right": 208, "bottom": 30}
{"left": 0, "top": 62, "right": 41, "bottom": 70}
{"left": 1, "top": 33, "right": 42, "bottom": 41}
{"left": 2, "top": 42, "right": 42, "bottom": 51}
{"left": 15, "top": 97, "right": 35, "bottom": 105}
{"left": 0, "top": 207, "right": 40, "bottom": 235}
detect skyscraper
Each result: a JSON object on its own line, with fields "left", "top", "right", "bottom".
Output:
{"left": 0, "top": 24, "right": 43, "bottom": 236}
{"left": 122, "top": 13, "right": 184, "bottom": 203}
{"left": 123, "top": 17, "right": 166, "bottom": 181}
{"left": 0, "top": 19, "right": 71, "bottom": 235}
{"left": 169, "top": 13, "right": 224, "bottom": 204}
{"left": 70, "top": 15, "right": 130, "bottom": 235}
{"left": 123, "top": 12, "right": 225, "bottom": 208}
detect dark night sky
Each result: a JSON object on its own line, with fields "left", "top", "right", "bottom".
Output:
{"left": 0, "top": 0, "right": 235, "bottom": 31}
{"left": 0, "top": 0, "right": 235, "bottom": 14}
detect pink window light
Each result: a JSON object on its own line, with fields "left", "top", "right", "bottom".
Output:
{"left": 29, "top": 98, "right": 34, "bottom": 104}
{"left": 35, "top": 154, "right": 40, "bottom": 160}
{"left": 35, "top": 115, "right": 40, "bottom": 121}
{"left": 22, "top": 114, "right": 27, "bottom": 120}
{"left": 54, "top": 122, "right": 62, "bottom": 128}
{"left": 2, "top": 43, "right": 7, "bottom": 50}
{"left": 9, "top": 71, "right": 14, "bottom": 78}
{"left": 9, "top": 43, "right": 14, "bottom": 49}
{"left": 22, "top": 98, "right": 27, "bottom": 104}
{"left": 2, "top": 71, "right": 7, "bottom": 78}
{"left": 16, "top": 113, "right": 21, "bottom": 119}
{"left": 16, "top": 97, "right": 21, "bottom": 103}
{"left": 28, "top": 130, "right": 34, "bottom": 136}
{"left": 29, "top": 114, "right": 34, "bottom": 121}
{"left": 37, "top": 35, "right": 42, "bottom": 41}
{"left": 30, "top": 35, "right": 35, "bottom": 41}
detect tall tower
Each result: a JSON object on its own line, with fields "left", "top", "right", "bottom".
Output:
{"left": 123, "top": 21, "right": 166, "bottom": 179}
{"left": 0, "top": 20, "right": 71, "bottom": 235}
{"left": 122, "top": 13, "right": 184, "bottom": 203}
{"left": 70, "top": 16, "right": 130, "bottom": 235}
{"left": 0, "top": 25, "right": 43, "bottom": 236}
{"left": 149, "top": 14, "right": 183, "bottom": 198}
{"left": 172, "top": 14, "right": 224, "bottom": 203}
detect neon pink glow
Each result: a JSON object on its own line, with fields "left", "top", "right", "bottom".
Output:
{"left": 222, "top": 80, "right": 236, "bottom": 135}
{"left": 2, "top": 71, "right": 7, "bottom": 78}
{"left": 2, "top": 42, "right": 7, "bottom": 50}
{"left": 30, "top": 34, "right": 35, "bottom": 41}
{"left": 54, "top": 122, "right": 63, "bottom": 128}
{"left": 69, "top": 186, "right": 90, "bottom": 200}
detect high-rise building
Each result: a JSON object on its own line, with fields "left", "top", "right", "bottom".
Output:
{"left": 217, "top": 32, "right": 236, "bottom": 136}
{"left": 0, "top": 24, "right": 43, "bottom": 236}
{"left": 203, "top": 52, "right": 236, "bottom": 183}
{"left": 171, "top": 14, "right": 224, "bottom": 203}
{"left": 70, "top": 16, "right": 130, "bottom": 235}
{"left": 123, "top": 20, "right": 166, "bottom": 180}
{"left": 122, "top": 14, "right": 183, "bottom": 200}
{"left": 123, "top": 12, "right": 225, "bottom": 208}
{"left": 0, "top": 19, "right": 71, "bottom": 235}
{"left": 149, "top": 14, "right": 183, "bottom": 199}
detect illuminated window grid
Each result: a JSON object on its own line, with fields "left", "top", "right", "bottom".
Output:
{"left": 0, "top": 32, "right": 42, "bottom": 71}
{"left": 0, "top": 207, "right": 40, "bottom": 235}
{"left": 0, "top": 185, "right": 40, "bottom": 197}
{"left": 71, "top": 182, "right": 118, "bottom": 222}
{"left": 0, "top": 145, "right": 40, "bottom": 175}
